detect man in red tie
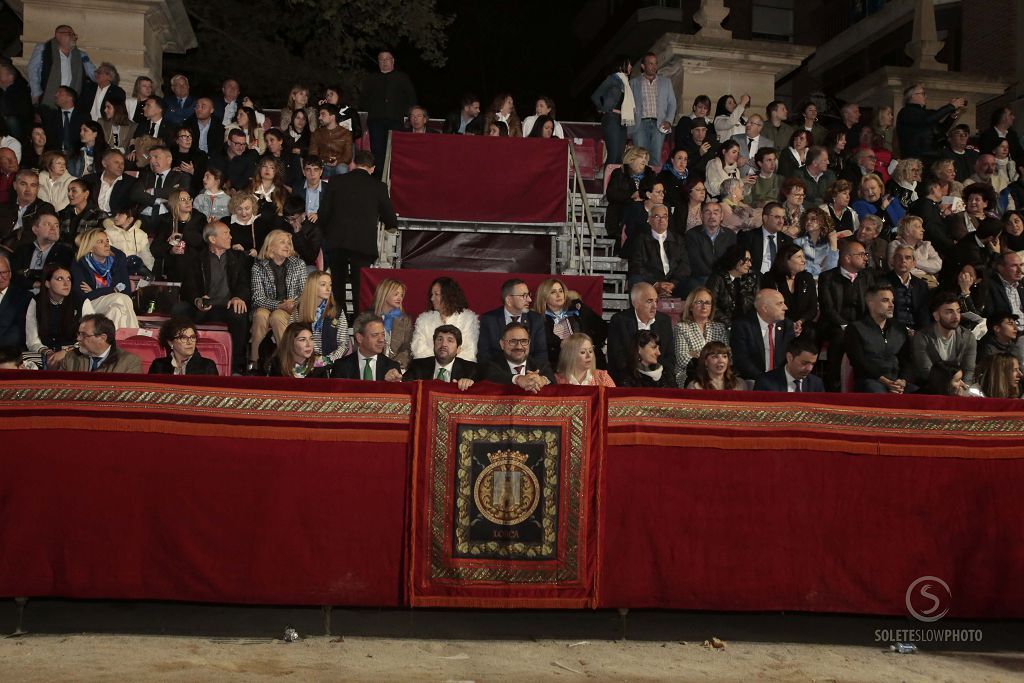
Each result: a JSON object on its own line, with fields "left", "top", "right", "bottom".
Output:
{"left": 479, "top": 322, "right": 556, "bottom": 392}
{"left": 729, "top": 288, "right": 795, "bottom": 382}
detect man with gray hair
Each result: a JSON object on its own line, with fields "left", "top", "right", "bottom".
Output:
{"left": 56, "top": 313, "right": 142, "bottom": 373}
{"left": 26, "top": 24, "right": 96, "bottom": 108}
{"left": 606, "top": 281, "right": 676, "bottom": 385}
{"left": 627, "top": 203, "right": 690, "bottom": 296}
{"left": 332, "top": 312, "right": 402, "bottom": 381}
{"left": 85, "top": 61, "right": 124, "bottom": 122}
{"left": 839, "top": 147, "right": 878, "bottom": 185}
{"left": 897, "top": 83, "right": 966, "bottom": 160}
{"left": 179, "top": 221, "right": 251, "bottom": 374}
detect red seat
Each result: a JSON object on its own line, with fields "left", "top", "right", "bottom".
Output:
{"left": 115, "top": 327, "right": 232, "bottom": 376}
{"left": 572, "top": 139, "right": 597, "bottom": 181}
{"left": 115, "top": 328, "right": 163, "bottom": 372}
{"left": 196, "top": 330, "right": 232, "bottom": 376}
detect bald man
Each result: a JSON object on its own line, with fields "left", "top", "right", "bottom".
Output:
{"left": 729, "top": 288, "right": 795, "bottom": 381}
{"left": 606, "top": 282, "right": 677, "bottom": 386}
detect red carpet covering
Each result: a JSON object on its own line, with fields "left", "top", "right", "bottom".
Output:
{"left": 389, "top": 133, "right": 569, "bottom": 224}
{"left": 408, "top": 384, "right": 602, "bottom": 608}
{"left": 3, "top": 374, "right": 1024, "bottom": 617}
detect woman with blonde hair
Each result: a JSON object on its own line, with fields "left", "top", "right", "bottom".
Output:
{"left": 851, "top": 172, "right": 904, "bottom": 240}
{"left": 687, "top": 340, "right": 745, "bottom": 390}
{"left": 974, "top": 353, "right": 1023, "bottom": 399}
{"left": 929, "top": 158, "right": 963, "bottom": 199}
{"left": 555, "top": 333, "right": 615, "bottom": 386}
{"left": 227, "top": 191, "right": 271, "bottom": 258}
{"left": 70, "top": 228, "right": 138, "bottom": 329}
{"left": 604, "top": 145, "right": 655, "bottom": 243}
{"left": 372, "top": 278, "right": 412, "bottom": 370}
{"left": 249, "top": 229, "right": 307, "bottom": 372}
{"left": 886, "top": 158, "right": 924, "bottom": 210}
{"left": 887, "top": 215, "right": 942, "bottom": 287}
{"left": 279, "top": 85, "right": 318, "bottom": 136}
{"left": 535, "top": 277, "right": 607, "bottom": 369}
{"left": 297, "top": 270, "right": 350, "bottom": 362}
{"left": 38, "top": 151, "right": 76, "bottom": 211}
{"left": 673, "top": 287, "right": 728, "bottom": 387}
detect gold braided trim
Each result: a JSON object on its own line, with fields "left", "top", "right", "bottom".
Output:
{"left": 608, "top": 397, "right": 1024, "bottom": 437}
{"left": 0, "top": 379, "right": 412, "bottom": 424}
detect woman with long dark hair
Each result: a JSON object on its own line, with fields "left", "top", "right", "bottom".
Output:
{"left": 760, "top": 242, "right": 819, "bottom": 336}
{"left": 57, "top": 179, "right": 106, "bottom": 240}
{"left": 619, "top": 330, "right": 675, "bottom": 388}
{"left": 687, "top": 340, "right": 745, "bottom": 390}
{"left": 25, "top": 265, "right": 92, "bottom": 369}
{"left": 410, "top": 276, "right": 480, "bottom": 361}
{"left": 68, "top": 121, "right": 108, "bottom": 177}
{"left": 713, "top": 93, "right": 749, "bottom": 143}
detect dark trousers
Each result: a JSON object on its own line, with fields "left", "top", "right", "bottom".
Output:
{"left": 823, "top": 327, "right": 846, "bottom": 393}
{"left": 329, "top": 248, "right": 374, "bottom": 317}
{"left": 601, "top": 112, "right": 626, "bottom": 165}
{"left": 367, "top": 119, "right": 403, "bottom": 176}
{"left": 174, "top": 302, "right": 250, "bottom": 374}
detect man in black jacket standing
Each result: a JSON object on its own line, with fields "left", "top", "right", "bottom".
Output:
{"left": 896, "top": 84, "right": 965, "bottom": 161}
{"left": 361, "top": 50, "right": 416, "bottom": 176}
{"left": 319, "top": 150, "right": 397, "bottom": 315}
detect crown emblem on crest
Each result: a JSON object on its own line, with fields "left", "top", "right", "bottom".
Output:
{"left": 486, "top": 449, "right": 529, "bottom": 464}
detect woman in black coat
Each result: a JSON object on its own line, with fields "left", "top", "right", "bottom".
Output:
{"left": 604, "top": 146, "right": 656, "bottom": 246}
{"left": 704, "top": 244, "right": 759, "bottom": 327}
{"left": 148, "top": 318, "right": 219, "bottom": 375}
{"left": 618, "top": 330, "right": 676, "bottom": 388}
{"left": 759, "top": 243, "right": 819, "bottom": 337}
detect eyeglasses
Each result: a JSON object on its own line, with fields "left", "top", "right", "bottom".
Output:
{"left": 510, "top": 292, "right": 532, "bottom": 299}
{"left": 174, "top": 334, "right": 198, "bottom": 342}
{"left": 505, "top": 339, "right": 530, "bottom": 347}
{"left": 741, "top": 257, "right": 753, "bottom": 263}
{"left": 76, "top": 331, "right": 101, "bottom": 339}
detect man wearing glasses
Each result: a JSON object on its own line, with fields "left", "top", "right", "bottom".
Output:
{"left": 627, "top": 204, "right": 690, "bottom": 296}
{"left": 896, "top": 84, "right": 966, "bottom": 161}
{"left": 479, "top": 322, "right": 554, "bottom": 392}
{"left": 840, "top": 148, "right": 878, "bottom": 185}
{"left": 477, "top": 279, "right": 548, "bottom": 366}
{"left": 817, "top": 240, "right": 876, "bottom": 391}
{"left": 56, "top": 314, "right": 141, "bottom": 373}
{"left": 27, "top": 25, "right": 96, "bottom": 109}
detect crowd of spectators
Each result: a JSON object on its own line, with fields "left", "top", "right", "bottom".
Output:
{"left": 0, "top": 28, "right": 1022, "bottom": 398}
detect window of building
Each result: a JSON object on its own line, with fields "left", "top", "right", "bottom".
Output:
{"left": 752, "top": 0, "right": 795, "bottom": 41}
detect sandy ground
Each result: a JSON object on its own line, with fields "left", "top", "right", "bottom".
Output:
{"left": 2, "top": 601, "right": 1022, "bottom": 681}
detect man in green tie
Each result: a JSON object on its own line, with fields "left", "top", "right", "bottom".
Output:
{"left": 402, "top": 324, "right": 477, "bottom": 390}
{"left": 333, "top": 312, "right": 402, "bottom": 381}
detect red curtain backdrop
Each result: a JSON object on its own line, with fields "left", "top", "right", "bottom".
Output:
{"left": 389, "top": 133, "right": 569, "bottom": 224}
{"left": 4, "top": 374, "right": 1024, "bottom": 618}
{"left": 0, "top": 375, "right": 415, "bottom": 606}
{"left": 360, "top": 268, "right": 604, "bottom": 317}
{"left": 600, "top": 388, "right": 1024, "bottom": 617}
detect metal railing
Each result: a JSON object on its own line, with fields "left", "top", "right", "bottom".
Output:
{"left": 566, "top": 144, "right": 598, "bottom": 275}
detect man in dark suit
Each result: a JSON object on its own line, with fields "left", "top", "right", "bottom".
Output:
{"left": 403, "top": 323, "right": 477, "bottom": 389}
{"left": 741, "top": 202, "right": 792, "bottom": 275}
{"left": 817, "top": 239, "right": 875, "bottom": 391}
{"left": 163, "top": 74, "right": 196, "bottom": 127}
{"left": 41, "top": 85, "right": 88, "bottom": 155}
{"left": 10, "top": 210, "right": 74, "bottom": 290}
{"left": 885, "top": 246, "right": 931, "bottom": 331}
{"left": 479, "top": 321, "right": 555, "bottom": 392}
{"left": 684, "top": 201, "right": 737, "bottom": 287}
{"left": 845, "top": 284, "right": 915, "bottom": 394}
{"left": 130, "top": 97, "right": 176, "bottom": 148}
{"left": 477, "top": 278, "right": 548, "bottom": 366}
{"left": 319, "top": 150, "right": 398, "bottom": 313}
{"left": 978, "top": 107, "right": 1024, "bottom": 167}
{"left": 185, "top": 97, "right": 225, "bottom": 158}
{"left": 0, "top": 169, "right": 56, "bottom": 251}
{"left": 136, "top": 146, "right": 189, "bottom": 233}
{"left": 0, "top": 252, "right": 32, "bottom": 349}
{"left": 753, "top": 337, "right": 825, "bottom": 392}
{"left": 627, "top": 203, "right": 690, "bottom": 295}
{"left": 332, "top": 312, "right": 403, "bottom": 381}
{"left": 179, "top": 221, "right": 251, "bottom": 375}
{"left": 606, "top": 282, "right": 676, "bottom": 386}
{"left": 984, "top": 250, "right": 1024, "bottom": 334}
{"left": 908, "top": 179, "right": 955, "bottom": 258}
{"left": 838, "top": 148, "right": 876, "bottom": 186}
{"left": 211, "top": 129, "right": 258, "bottom": 191}
{"left": 443, "top": 94, "right": 482, "bottom": 135}
{"left": 730, "top": 288, "right": 795, "bottom": 381}
{"left": 83, "top": 149, "right": 146, "bottom": 216}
